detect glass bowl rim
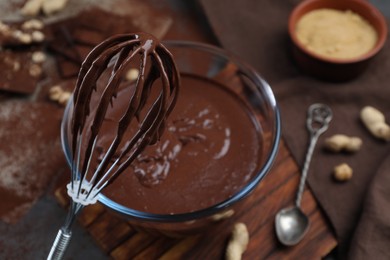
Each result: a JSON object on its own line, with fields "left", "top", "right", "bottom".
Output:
{"left": 61, "top": 40, "right": 281, "bottom": 223}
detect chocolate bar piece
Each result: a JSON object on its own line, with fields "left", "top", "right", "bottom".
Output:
{"left": 46, "top": 7, "right": 172, "bottom": 80}
{"left": 36, "top": 77, "right": 76, "bottom": 101}
{"left": 0, "top": 19, "right": 46, "bottom": 48}
{"left": 0, "top": 48, "right": 45, "bottom": 95}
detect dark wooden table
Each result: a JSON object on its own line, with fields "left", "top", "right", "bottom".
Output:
{"left": 55, "top": 139, "right": 337, "bottom": 259}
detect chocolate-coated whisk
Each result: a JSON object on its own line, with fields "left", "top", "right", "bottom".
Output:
{"left": 48, "top": 33, "right": 180, "bottom": 260}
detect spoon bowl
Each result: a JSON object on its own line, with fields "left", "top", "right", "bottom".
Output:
{"left": 275, "top": 206, "right": 310, "bottom": 246}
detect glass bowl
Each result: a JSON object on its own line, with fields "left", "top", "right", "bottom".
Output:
{"left": 61, "top": 40, "right": 281, "bottom": 236}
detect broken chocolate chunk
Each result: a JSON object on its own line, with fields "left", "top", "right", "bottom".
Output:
{"left": 46, "top": 7, "right": 171, "bottom": 80}
{"left": 0, "top": 48, "right": 45, "bottom": 95}
{"left": 0, "top": 19, "right": 46, "bottom": 48}
{"left": 36, "top": 77, "right": 76, "bottom": 102}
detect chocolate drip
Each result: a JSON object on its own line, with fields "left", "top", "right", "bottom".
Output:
{"left": 70, "top": 32, "right": 180, "bottom": 191}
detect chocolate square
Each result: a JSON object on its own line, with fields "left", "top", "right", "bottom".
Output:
{"left": 0, "top": 49, "right": 45, "bottom": 95}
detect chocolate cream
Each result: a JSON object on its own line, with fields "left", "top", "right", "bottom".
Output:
{"left": 101, "top": 74, "right": 262, "bottom": 214}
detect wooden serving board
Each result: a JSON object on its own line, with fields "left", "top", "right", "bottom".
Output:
{"left": 55, "top": 140, "right": 337, "bottom": 259}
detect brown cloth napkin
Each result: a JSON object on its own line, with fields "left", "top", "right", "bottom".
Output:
{"left": 199, "top": 0, "right": 390, "bottom": 258}
{"left": 348, "top": 153, "right": 390, "bottom": 260}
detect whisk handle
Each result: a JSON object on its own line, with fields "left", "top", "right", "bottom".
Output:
{"left": 47, "top": 229, "right": 72, "bottom": 260}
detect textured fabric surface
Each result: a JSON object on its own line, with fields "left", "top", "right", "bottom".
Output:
{"left": 199, "top": 0, "right": 390, "bottom": 258}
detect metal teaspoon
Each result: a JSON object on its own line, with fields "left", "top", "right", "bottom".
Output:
{"left": 275, "top": 103, "right": 332, "bottom": 246}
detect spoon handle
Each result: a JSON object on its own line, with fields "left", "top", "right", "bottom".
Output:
{"left": 295, "top": 104, "right": 332, "bottom": 207}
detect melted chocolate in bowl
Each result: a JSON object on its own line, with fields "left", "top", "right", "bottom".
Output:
{"left": 62, "top": 41, "right": 280, "bottom": 227}
{"left": 101, "top": 73, "right": 262, "bottom": 214}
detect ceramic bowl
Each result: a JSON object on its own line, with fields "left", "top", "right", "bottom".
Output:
{"left": 289, "top": 0, "right": 387, "bottom": 81}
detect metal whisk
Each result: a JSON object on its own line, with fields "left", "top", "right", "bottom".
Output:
{"left": 48, "top": 33, "right": 180, "bottom": 260}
